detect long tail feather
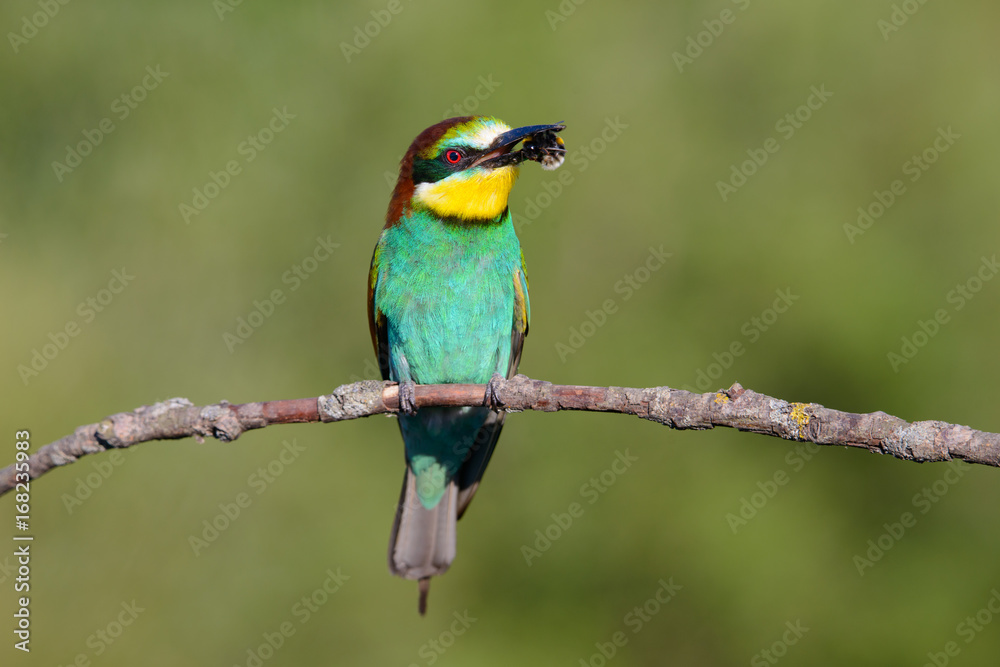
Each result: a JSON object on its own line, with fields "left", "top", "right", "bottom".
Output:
{"left": 418, "top": 577, "right": 430, "bottom": 615}
{"left": 388, "top": 469, "right": 457, "bottom": 614}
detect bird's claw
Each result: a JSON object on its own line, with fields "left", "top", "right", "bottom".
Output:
{"left": 485, "top": 373, "right": 506, "bottom": 411}
{"left": 399, "top": 380, "right": 418, "bottom": 415}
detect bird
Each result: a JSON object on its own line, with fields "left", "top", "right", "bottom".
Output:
{"left": 367, "top": 116, "right": 565, "bottom": 614}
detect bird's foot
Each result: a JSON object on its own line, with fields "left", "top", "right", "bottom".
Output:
{"left": 484, "top": 373, "right": 506, "bottom": 411}
{"left": 398, "top": 380, "right": 418, "bottom": 415}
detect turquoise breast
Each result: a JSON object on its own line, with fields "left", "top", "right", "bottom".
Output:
{"left": 375, "top": 209, "right": 522, "bottom": 385}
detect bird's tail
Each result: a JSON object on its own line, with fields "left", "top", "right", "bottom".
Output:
{"left": 388, "top": 468, "right": 457, "bottom": 615}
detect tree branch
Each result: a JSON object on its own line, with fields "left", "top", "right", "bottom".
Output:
{"left": 3, "top": 375, "right": 998, "bottom": 496}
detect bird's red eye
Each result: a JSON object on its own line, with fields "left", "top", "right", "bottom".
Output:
{"left": 444, "top": 150, "right": 462, "bottom": 164}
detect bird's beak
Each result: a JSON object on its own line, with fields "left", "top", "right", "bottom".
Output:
{"left": 472, "top": 123, "right": 566, "bottom": 169}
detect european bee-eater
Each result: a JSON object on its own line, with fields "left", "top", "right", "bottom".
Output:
{"left": 367, "top": 116, "right": 564, "bottom": 614}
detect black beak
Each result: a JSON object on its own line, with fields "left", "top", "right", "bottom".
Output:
{"left": 472, "top": 123, "right": 566, "bottom": 169}
{"left": 490, "top": 123, "right": 566, "bottom": 152}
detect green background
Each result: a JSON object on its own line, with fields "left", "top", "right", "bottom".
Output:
{"left": 3, "top": 1, "right": 1000, "bottom": 665}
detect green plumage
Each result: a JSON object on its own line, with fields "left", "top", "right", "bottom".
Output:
{"left": 372, "top": 208, "right": 525, "bottom": 507}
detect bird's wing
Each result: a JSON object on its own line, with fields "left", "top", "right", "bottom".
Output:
{"left": 368, "top": 240, "right": 391, "bottom": 381}
{"left": 455, "top": 259, "right": 531, "bottom": 518}
{"left": 508, "top": 252, "right": 530, "bottom": 378}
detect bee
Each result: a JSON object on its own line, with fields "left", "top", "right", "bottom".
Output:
{"left": 522, "top": 126, "right": 566, "bottom": 171}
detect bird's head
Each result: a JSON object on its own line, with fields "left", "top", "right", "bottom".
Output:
{"left": 387, "top": 116, "right": 564, "bottom": 225}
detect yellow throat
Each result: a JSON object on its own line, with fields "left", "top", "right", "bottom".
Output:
{"left": 414, "top": 165, "right": 520, "bottom": 221}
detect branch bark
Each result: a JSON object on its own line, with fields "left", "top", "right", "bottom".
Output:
{"left": 3, "top": 375, "right": 998, "bottom": 496}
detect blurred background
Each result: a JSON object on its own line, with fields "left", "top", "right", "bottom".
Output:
{"left": 3, "top": 1, "right": 1000, "bottom": 665}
